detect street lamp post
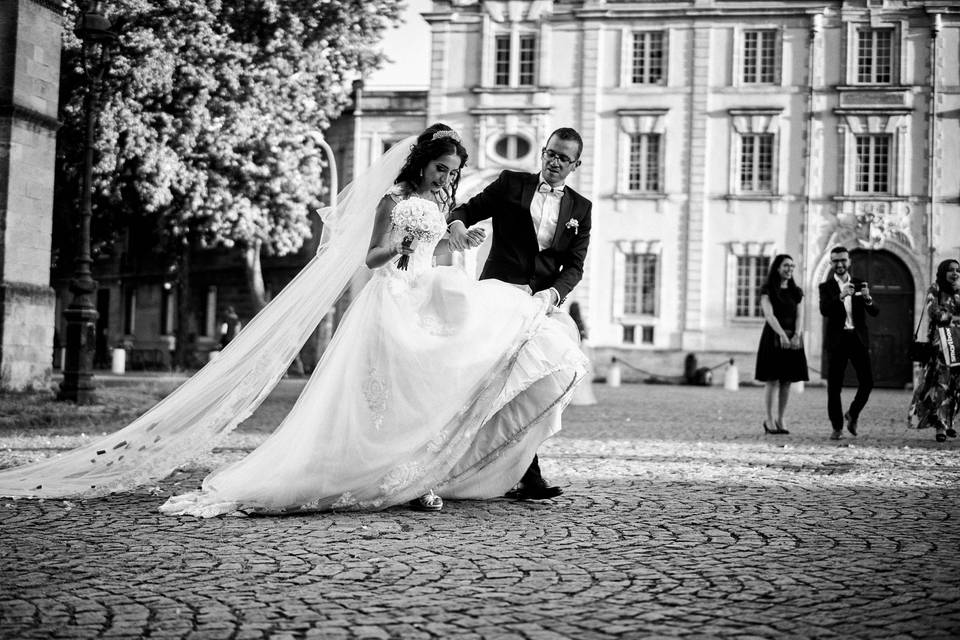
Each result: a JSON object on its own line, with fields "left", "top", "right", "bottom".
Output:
{"left": 59, "top": 3, "right": 117, "bottom": 403}
{"left": 309, "top": 132, "right": 339, "bottom": 355}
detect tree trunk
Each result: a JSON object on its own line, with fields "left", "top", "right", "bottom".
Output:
{"left": 243, "top": 240, "right": 304, "bottom": 375}
{"left": 243, "top": 240, "right": 268, "bottom": 312}
{"left": 173, "top": 236, "right": 198, "bottom": 370}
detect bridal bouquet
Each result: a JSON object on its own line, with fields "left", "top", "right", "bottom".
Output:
{"left": 390, "top": 198, "right": 439, "bottom": 270}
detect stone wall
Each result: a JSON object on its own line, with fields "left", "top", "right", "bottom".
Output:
{"left": 0, "top": 0, "right": 62, "bottom": 390}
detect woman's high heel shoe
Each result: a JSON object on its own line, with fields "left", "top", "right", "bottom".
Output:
{"left": 947, "top": 428, "right": 957, "bottom": 438}
{"left": 774, "top": 419, "right": 790, "bottom": 435}
{"left": 410, "top": 490, "right": 443, "bottom": 512}
{"left": 763, "top": 420, "right": 787, "bottom": 435}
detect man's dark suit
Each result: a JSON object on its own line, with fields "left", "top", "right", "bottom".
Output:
{"left": 451, "top": 169, "right": 592, "bottom": 493}
{"left": 451, "top": 170, "right": 592, "bottom": 303}
{"left": 818, "top": 276, "right": 880, "bottom": 431}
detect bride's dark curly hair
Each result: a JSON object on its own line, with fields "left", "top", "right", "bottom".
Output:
{"left": 395, "top": 123, "right": 469, "bottom": 208}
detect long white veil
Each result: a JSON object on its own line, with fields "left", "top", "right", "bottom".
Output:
{"left": 0, "top": 136, "right": 417, "bottom": 498}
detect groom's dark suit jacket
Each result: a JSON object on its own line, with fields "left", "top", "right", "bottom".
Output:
{"left": 451, "top": 170, "right": 592, "bottom": 303}
{"left": 818, "top": 276, "right": 880, "bottom": 349}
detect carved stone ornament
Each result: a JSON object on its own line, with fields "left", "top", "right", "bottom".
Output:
{"left": 834, "top": 200, "right": 914, "bottom": 250}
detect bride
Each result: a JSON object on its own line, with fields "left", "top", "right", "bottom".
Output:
{"left": 0, "top": 124, "right": 588, "bottom": 516}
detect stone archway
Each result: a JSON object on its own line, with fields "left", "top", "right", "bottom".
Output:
{"left": 848, "top": 249, "right": 915, "bottom": 388}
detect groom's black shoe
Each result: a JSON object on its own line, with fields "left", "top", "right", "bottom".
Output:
{"left": 505, "top": 483, "right": 563, "bottom": 501}
{"left": 506, "top": 455, "right": 562, "bottom": 500}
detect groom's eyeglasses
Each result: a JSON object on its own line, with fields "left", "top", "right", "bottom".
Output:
{"left": 542, "top": 149, "right": 576, "bottom": 166}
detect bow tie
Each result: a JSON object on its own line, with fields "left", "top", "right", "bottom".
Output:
{"left": 538, "top": 182, "right": 563, "bottom": 197}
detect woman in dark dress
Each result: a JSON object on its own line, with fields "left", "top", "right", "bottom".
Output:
{"left": 755, "top": 254, "right": 809, "bottom": 434}
{"left": 909, "top": 259, "right": 960, "bottom": 442}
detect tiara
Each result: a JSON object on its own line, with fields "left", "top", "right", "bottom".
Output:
{"left": 432, "top": 130, "right": 461, "bottom": 143}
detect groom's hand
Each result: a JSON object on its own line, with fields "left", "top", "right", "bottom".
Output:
{"left": 533, "top": 289, "right": 559, "bottom": 309}
{"left": 448, "top": 221, "right": 486, "bottom": 251}
{"left": 466, "top": 227, "right": 486, "bottom": 247}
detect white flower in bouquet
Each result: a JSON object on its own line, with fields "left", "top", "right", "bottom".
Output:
{"left": 390, "top": 197, "right": 444, "bottom": 270}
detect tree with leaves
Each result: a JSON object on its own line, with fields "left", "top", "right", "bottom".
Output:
{"left": 55, "top": 0, "right": 402, "bottom": 365}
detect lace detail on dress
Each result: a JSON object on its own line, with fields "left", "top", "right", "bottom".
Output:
{"left": 362, "top": 368, "right": 390, "bottom": 430}
{"left": 379, "top": 461, "right": 426, "bottom": 495}
{"left": 332, "top": 491, "right": 357, "bottom": 509}
{"left": 426, "top": 429, "right": 449, "bottom": 453}
{"left": 418, "top": 313, "right": 458, "bottom": 336}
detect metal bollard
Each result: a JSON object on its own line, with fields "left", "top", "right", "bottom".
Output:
{"left": 723, "top": 358, "right": 739, "bottom": 391}
{"left": 607, "top": 358, "right": 622, "bottom": 387}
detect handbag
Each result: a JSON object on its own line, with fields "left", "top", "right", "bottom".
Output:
{"left": 938, "top": 325, "right": 960, "bottom": 368}
{"left": 908, "top": 304, "right": 932, "bottom": 362}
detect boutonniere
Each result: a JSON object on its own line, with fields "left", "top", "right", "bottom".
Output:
{"left": 565, "top": 219, "right": 580, "bottom": 235}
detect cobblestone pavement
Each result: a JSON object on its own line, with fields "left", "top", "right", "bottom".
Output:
{"left": 2, "top": 384, "right": 959, "bottom": 639}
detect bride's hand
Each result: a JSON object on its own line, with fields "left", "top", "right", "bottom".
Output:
{"left": 447, "top": 221, "right": 470, "bottom": 251}
{"left": 394, "top": 238, "right": 417, "bottom": 256}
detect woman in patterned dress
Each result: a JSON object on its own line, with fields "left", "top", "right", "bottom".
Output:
{"left": 910, "top": 259, "right": 960, "bottom": 442}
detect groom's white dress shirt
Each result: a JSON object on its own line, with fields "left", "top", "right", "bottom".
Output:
{"left": 530, "top": 173, "right": 564, "bottom": 307}
{"left": 531, "top": 174, "right": 564, "bottom": 252}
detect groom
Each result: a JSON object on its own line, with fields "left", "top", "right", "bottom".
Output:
{"left": 448, "top": 127, "right": 592, "bottom": 500}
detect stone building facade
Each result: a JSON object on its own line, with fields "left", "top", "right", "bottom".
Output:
{"left": 0, "top": 0, "right": 61, "bottom": 390}
{"left": 369, "top": 0, "right": 960, "bottom": 387}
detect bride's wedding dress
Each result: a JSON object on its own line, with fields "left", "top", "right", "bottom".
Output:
{"left": 0, "top": 139, "right": 586, "bottom": 514}
{"left": 158, "top": 186, "right": 588, "bottom": 516}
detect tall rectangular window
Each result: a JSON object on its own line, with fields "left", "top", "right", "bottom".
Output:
{"left": 160, "top": 285, "right": 176, "bottom": 335}
{"left": 735, "top": 255, "right": 771, "bottom": 318}
{"left": 200, "top": 286, "right": 217, "bottom": 338}
{"left": 641, "top": 326, "right": 655, "bottom": 344}
{"left": 742, "top": 30, "right": 777, "bottom": 84}
{"left": 854, "top": 134, "right": 891, "bottom": 193}
{"left": 494, "top": 35, "right": 511, "bottom": 86}
{"left": 631, "top": 31, "right": 664, "bottom": 84}
{"left": 624, "top": 253, "right": 658, "bottom": 316}
{"left": 123, "top": 287, "right": 136, "bottom": 335}
{"left": 627, "top": 133, "right": 661, "bottom": 192}
{"left": 518, "top": 35, "right": 536, "bottom": 86}
{"left": 739, "top": 133, "right": 775, "bottom": 193}
{"left": 493, "top": 33, "right": 537, "bottom": 87}
{"left": 856, "top": 28, "right": 893, "bottom": 84}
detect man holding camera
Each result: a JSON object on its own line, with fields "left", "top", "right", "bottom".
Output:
{"left": 819, "top": 246, "right": 880, "bottom": 440}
